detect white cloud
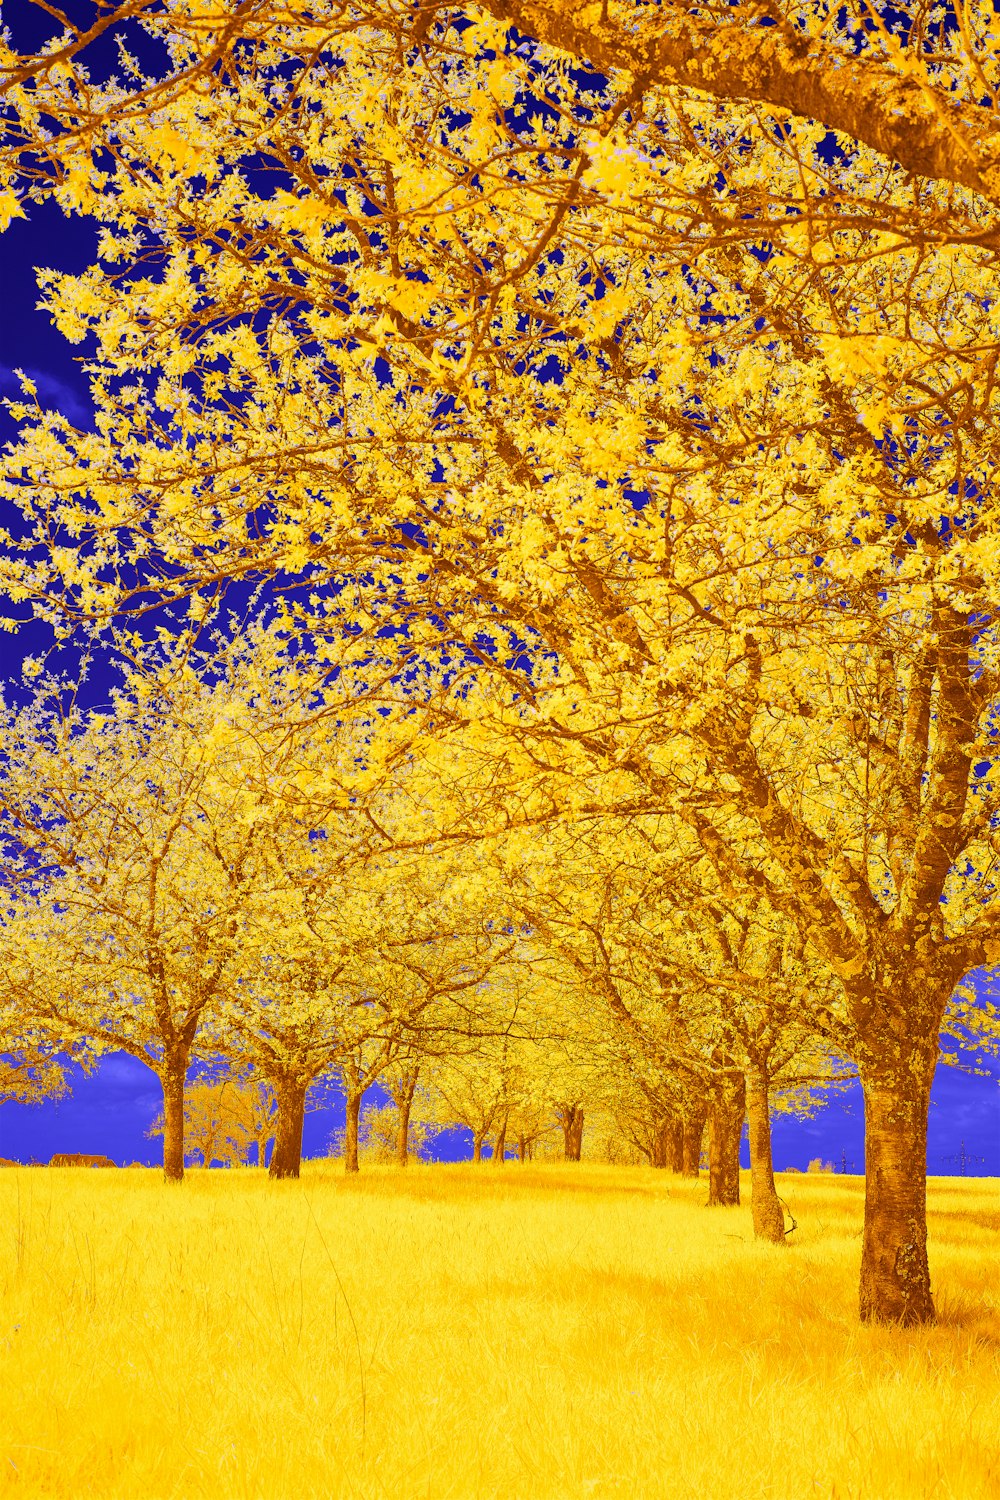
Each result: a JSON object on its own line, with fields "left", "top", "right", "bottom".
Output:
{"left": 0, "top": 363, "right": 92, "bottom": 428}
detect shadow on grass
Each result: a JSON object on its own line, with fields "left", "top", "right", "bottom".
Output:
{"left": 302, "top": 1162, "right": 688, "bottom": 1203}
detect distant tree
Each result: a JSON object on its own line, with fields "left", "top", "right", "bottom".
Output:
{"left": 234, "top": 1074, "right": 280, "bottom": 1170}
{"left": 146, "top": 1072, "right": 278, "bottom": 1167}
{"left": 380, "top": 1058, "right": 426, "bottom": 1168}
{"left": 333, "top": 1100, "right": 436, "bottom": 1167}
{"left": 148, "top": 1080, "right": 243, "bottom": 1168}
{"left": 0, "top": 660, "right": 276, "bottom": 1182}
{"left": 505, "top": 1097, "right": 555, "bottom": 1164}
{"left": 427, "top": 1056, "right": 508, "bottom": 1164}
{"left": 338, "top": 1036, "right": 403, "bottom": 1175}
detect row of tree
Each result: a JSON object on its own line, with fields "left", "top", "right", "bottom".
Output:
{"left": 0, "top": 633, "right": 847, "bottom": 1200}
{"left": 3, "top": 0, "right": 1000, "bottom": 1331}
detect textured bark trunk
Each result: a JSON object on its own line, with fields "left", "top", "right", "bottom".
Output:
{"left": 650, "top": 1117, "right": 670, "bottom": 1169}
{"left": 860, "top": 1067, "right": 935, "bottom": 1324}
{"left": 161, "top": 1062, "right": 187, "bottom": 1183}
{"left": 343, "top": 1087, "right": 362, "bottom": 1174}
{"left": 665, "top": 1115, "right": 684, "bottom": 1173}
{"left": 393, "top": 1071, "right": 418, "bottom": 1166}
{"left": 560, "top": 1105, "right": 584, "bottom": 1161}
{"left": 492, "top": 1112, "right": 508, "bottom": 1166}
{"left": 269, "top": 1079, "right": 307, "bottom": 1180}
{"left": 681, "top": 1104, "right": 708, "bottom": 1177}
{"left": 396, "top": 1097, "right": 412, "bottom": 1167}
{"left": 517, "top": 1135, "right": 526, "bottom": 1163}
{"left": 746, "top": 1067, "right": 785, "bottom": 1243}
{"left": 473, "top": 1131, "right": 485, "bottom": 1162}
{"left": 708, "top": 1072, "right": 745, "bottom": 1207}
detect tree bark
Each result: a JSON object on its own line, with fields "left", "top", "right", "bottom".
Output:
{"left": 649, "top": 1111, "right": 683, "bottom": 1170}
{"left": 559, "top": 1104, "right": 584, "bottom": 1160}
{"left": 396, "top": 1094, "right": 413, "bottom": 1167}
{"left": 344, "top": 1086, "right": 362, "bottom": 1174}
{"left": 392, "top": 1067, "right": 419, "bottom": 1166}
{"left": 492, "top": 1111, "right": 508, "bottom": 1166}
{"left": 473, "top": 1130, "right": 486, "bottom": 1162}
{"left": 860, "top": 1064, "right": 936, "bottom": 1325}
{"left": 681, "top": 1103, "right": 708, "bottom": 1177}
{"left": 665, "top": 1114, "right": 684, "bottom": 1172}
{"left": 161, "top": 1059, "right": 187, "bottom": 1183}
{"left": 477, "top": 1, "right": 1000, "bottom": 205}
{"left": 708, "top": 1071, "right": 745, "bottom": 1207}
{"left": 517, "top": 1134, "right": 527, "bottom": 1163}
{"left": 647, "top": 1111, "right": 670, "bottom": 1169}
{"left": 746, "top": 1067, "right": 785, "bottom": 1243}
{"left": 269, "top": 1078, "right": 307, "bottom": 1180}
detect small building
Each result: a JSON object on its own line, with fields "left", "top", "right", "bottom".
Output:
{"left": 49, "top": 1153, "right": 117, "bottom": 1168}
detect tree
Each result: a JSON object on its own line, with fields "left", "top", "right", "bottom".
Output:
{"left": 381, "top": 1056, "right": 425, "bottom": 1167}
{"left": 0, "top": 631, "right": 351, "bottom": 1181}
{"left": 555, "top": 1101, "right": 584, "bottom": 1162}
{"left": 471, "top": 1, "right": 1000, "bottom": 204}
{"left": 427, "top": 1057, "right": 507, "bottom": 1164}
{"left": 505, "top": 1095, "right": 555, "bottom": 1163}
{"left": 146, "top": 1073, "right": 276, "bottom": 1167}
{"left": 234, "top": 1072, "right": 280, "bottom": 1169}
{"left": 606, "top": 1081, "right": 682, "bottom": 1172}
{"left": 338, "top": 1035, "right": 401, "bottom": 1174}
{"left": 342, "top": 1097, "right": 437, "bottom": 1167}
{"left": 236, "top": 836, "right": 523, "bottom": 1179}
{"left": 0, "top": 678, "right": 258, "bottom": 1180}
{"left": 481, "top": 788, "right": 846, "bottom": 1224}
{"left": 423, "top": 987, "right": 537, "bottom": 1164}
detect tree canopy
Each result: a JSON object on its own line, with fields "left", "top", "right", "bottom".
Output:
{"left": 2, "top": 0, "right": 1000, "bottom": 1326}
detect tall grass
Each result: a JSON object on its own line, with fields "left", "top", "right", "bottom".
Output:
{"left": 0, "top": 1164, "right": 996, "bottom": 1498}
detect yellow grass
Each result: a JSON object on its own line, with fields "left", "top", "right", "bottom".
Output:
{"left": 0, "top": 1164, "right": 997, "bottom": 1499}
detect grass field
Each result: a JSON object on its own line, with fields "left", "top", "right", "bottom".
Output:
{"left": 0, "top": 1163, "right": 996, "bottom": 1499}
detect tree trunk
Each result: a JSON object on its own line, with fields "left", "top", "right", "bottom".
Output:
{"left": 559, "top": 1105, "right": 584, "bottom": 1161}
{"left": 746, "top": 1066, "right": 785, "bottom": 1243}
{"left": 681, "top": 1104, "right": 708, "bottom": 1177}
{"left": 859, "top": 1065, "right": 936, "bottom": 1325}
{"left": 650, "top": 1115, "right": 670, "bottom": 1169}
{"left": 161, "top": 1059, "right": 187, "bottom": 1183}
{"left": 473, "top": 1130, "right": 486, "bottom": 1162}
{"left": 269, "top": 1078, "right": 307, "bottom": 1180}
{"left": 666, "top": 1114, "right": 684, "bottom": 1173}
{"left": 492, "top": 1111, "right": 508, "bottom": 1166}
{"left": 396, "top": 1095, "right": 413, "bottom": 1167}
{"left": 517, "top": 1134, "right": 526, "bottom": 1163}
{"left": 344, "top": 1087, "right": 362, "bottom": 1174}
{"left": 708, "top": 1072, "right": 745, "bottom": 1207}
